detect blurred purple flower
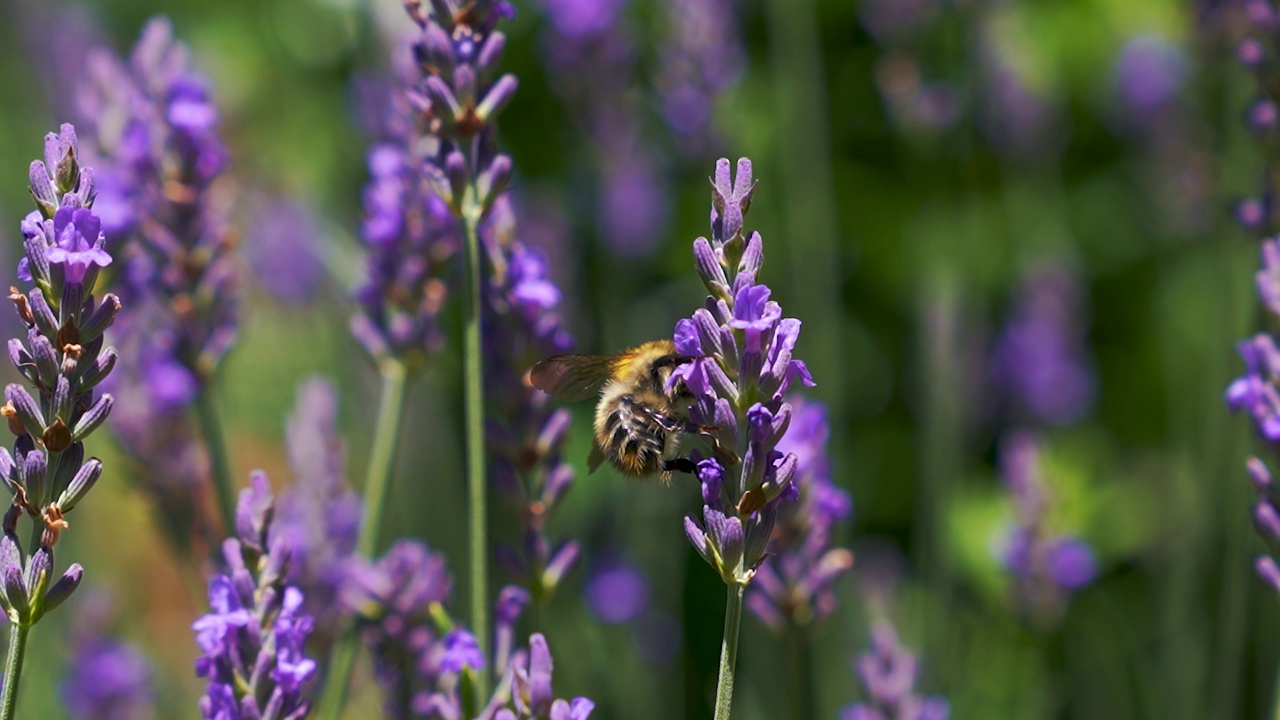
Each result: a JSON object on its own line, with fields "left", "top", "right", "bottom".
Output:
{"left": 275, "top": 378, "right": 360, "bottom": 653}
{"left": 996, "top": 431, "right": 1097, "bottom": 618}
{"left": 989, "top": 264, "right": 1095, "bottom": 427}
{"left": 655, "top": 0, "right": 744, "bottom": 153}
{"left": 245, "top": 196, "right": 326, "bottom": 303}
{"left": 482, "top": 196, "right": 580, "bottom": 603}
{"left": 842, "top": 620, "right": 948, "bottom": 720}
{"left": 584, "top": 559, "right": 651, "bottom": 624}
{"left": 72, "top": 18, "right": 238, "bottom": 552}
{"left": 343, "top": 540, "right": 455, "bottom": 719}
{"left": 747, "top": 397, "right": 853, "bottom": 631}
{"left": 63, "top": 639, "right": 154, "bottom": 720}
{"left": 534, "top": 0, "right": 670, "bottom": 258}
{"left": 1114, "top": 35, "right": 1186, "bottom": 121}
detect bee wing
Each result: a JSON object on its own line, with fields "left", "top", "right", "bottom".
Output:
{"left": 587, "top": 442, "right": 606, "bottom": 474}
{"left": 529, "top": 354, "right": 621, "bottom": 402}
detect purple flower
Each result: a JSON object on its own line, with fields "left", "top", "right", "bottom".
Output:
{"left": 654, "top": 0, "right": 744, "bottom": 153}
{"left": 482, "top": 197, "right": 580, "bottom": 606}
{"left": 499, "top": 634, "right": 594, "bottom": 719}
{"left": 343, "top": 540, "right": 455, "bottom": 720}
{"left": 244, "top": 196, "right": 326, "bottom": 303}
{"left": 675, "top": 158, "right": 814, "bottom": 587}
{"left": 989, "top": 264, "right": 1096, "bottom": 427}
{"left": 841, "top": 620, "right": 948, "bottom": 720}
{"left": 1114, "top": 35, "right": 1186, "bottom": 120}
{"left": 534, "top": 0, "right": 670, "bottom": 257}
{"left": 193, "top": 476, "right": 317, "bottom": 720}
{"left": 747, "top": 397, "right": 854, "bottom": 631}
{"left": 995, "top": 431, "right": 1097, "bottom": 618}
{"left": 72, "top": 18, "right": 237, "bottom": 553}
{"left": 275, "top": 378, "right": 360, "bottom": 653}
{"left": 61, "top": 597, "right": 155, "bottom": 720}
{"left": 0, "top": 124, "right": 119, "bottom": 653}
{"left": 44, "top": 207, "right": 111, "bottom": 283}
{"left": 583, "top": 559, "right": 651, "bottom": 624}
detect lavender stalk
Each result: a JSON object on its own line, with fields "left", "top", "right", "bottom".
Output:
{"left": 397, "top": 1, "right": 520, "bottom": 691}
{"left": 75, "top": 18, "right": 239, "bottom": 542}
{"left": 673, "top": 158, "right": 814, "bottom": 719}
{"left": 193, "top": 473, "right": 318, "bottom": 719}
{"left": 0, "top": 123, "right": 120, "bottom": 718}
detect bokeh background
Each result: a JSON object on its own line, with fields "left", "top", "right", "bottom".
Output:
{"left": 0, "top": 0, "right": 1267, "bottom": 717}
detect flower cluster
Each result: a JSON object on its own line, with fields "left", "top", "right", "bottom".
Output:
{"left": 274, "top": 378, "right": 360, "bottom": 651}
{"left": 746, "top": 397, "right": 853, "bottom": 630}
{"left": 842, "top": 620, "right": 949, "bottom": 720}
{"left": 193, "top": 473, "right": 317, "bottom": 720}
{"left": 350, "top": 43, "right": 459, "bottom": 366}
{"left": 534, "top": 0, "right": 668, "bottom": 257}
{"left": 76, "top": 16, "right": 235, "bottom": 395}
{"left": 341, "top": 540, "right": 461, "bottom": 719}
{"left": 401, "top": 0, "right": 516, "bottom": 221}
{"left": 75, "top": 17, "right": 235, "bottom": 547}
{"left": 483, "top": 198, "right": 579, "bottom": 605}
{"left": 0, "top": 123, "right": 122, "bottom": 635}
{"left": 673, "top": 158, "right": 814, "bottom": 586}
{"left": 988, "top": 265, "right": 1095, "bottom": 427}
{"left": 996, "top": 431, "right": 1097, "bottom": 617}
{"left": 1228, "top": 239, "right": 1280, "bottom": 439}
{"left": 344, "top": 538, "right": 591, "bottom": 719}
{"left": 485, "top": 634, "right": 594, "bottom": 720}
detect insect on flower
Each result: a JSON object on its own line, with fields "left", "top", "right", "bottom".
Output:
{"left": 530, "top": 340, "right": 735, "bottom": 481}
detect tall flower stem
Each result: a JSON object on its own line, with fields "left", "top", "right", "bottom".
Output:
{"left": 787, "top": 627, "right": 813, "bottom": 720}
{"left": 316, "top": 628, "right": 358, "bottom": 720}
{"left": 461, "top": 201, "right": 490, "bottom": 699}
{"left": 356, "top": 360, "right": 409, "bottom": 556}
{"left": 713, "top": 585, "right": 744, "bottom": 720}
{"left": 1272, "top": 657, "right": 1280, "bottom": 720}
{"left": 194, "top": 389, "right": 236, "bottom": 536}
{"left": 320, "top": 360, "right": 409, "bottom": 720}
{"left": 0, "top": 624, "right": 29, "bottom": 720}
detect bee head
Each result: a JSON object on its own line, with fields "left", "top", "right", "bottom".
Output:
{"left": 650, "top": 353, "right": 698, "bottom": 404}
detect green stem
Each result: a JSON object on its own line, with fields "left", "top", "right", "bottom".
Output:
{"left": 194, "top": 389, "right": 235, "bottom": 536}
{"left": 713, "top": 584, "right": 745, "bottom": 720}
{"left": 356, "top": 361, "right": 410, "bottom": 556}
{"left": 0, "top": 624, "right": 29, "bottom": 720}
{"left": 1271, "top": 655, "right": 1280, "bottom": 720}
{"left": 461, "top": 204, "right": 490, "bottom": 700}
{"left": 786, "top": 626, "right": 812, "bottom": 720}
{"left": 316, "top": 626, "right": 359, "bottom": 720}
{"left": 319, "top": 361, "right": 410, "bottom": 720}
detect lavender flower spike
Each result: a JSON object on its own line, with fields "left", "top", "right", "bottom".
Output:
{"left": 996, "top": 431, "right": 1097, "bottom": 620}
{"left": 0, "top": 122, "right": 122, "bottom": 720}
{"left": 673, "top": 158, "right": 813, "bottom": 720}
{"left": 193, "top": 472, "right": 317, "bottom": 720}
{"left": 76, "top": 17, "right": 239, "bottom": 539}
{"left": 674, "top": 157, "right": 814, "bottom": 587}
{"left": 842, "top": 620, "right": 949, "bottom": 720}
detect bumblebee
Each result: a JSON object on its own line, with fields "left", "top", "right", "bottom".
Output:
{"left": 530, "top": 340, "right": 720, "bottom": 480}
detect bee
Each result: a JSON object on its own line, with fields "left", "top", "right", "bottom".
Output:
{"left": 530, "top": 339, "right": 725, "bottom": 480}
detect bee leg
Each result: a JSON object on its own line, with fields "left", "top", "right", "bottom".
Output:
{"left": 661, "top": 457, "right": 697, "bottom": 475}
{"left": 685, "top": 422, "right": 740, "bottom": 466}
